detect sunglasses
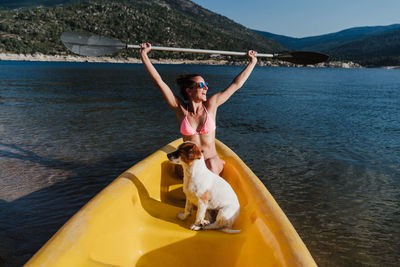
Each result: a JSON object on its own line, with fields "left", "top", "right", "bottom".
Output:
{"left": 198, "top": 82, "right": 208, "bottom": 89}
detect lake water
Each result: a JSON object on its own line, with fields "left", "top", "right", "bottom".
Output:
{"left": 0, "top": 61, "right": 399, "bottom": 266}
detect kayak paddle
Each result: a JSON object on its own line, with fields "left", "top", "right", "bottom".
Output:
{"left": 61, "top": 31, "right": 329, "bottom": 65}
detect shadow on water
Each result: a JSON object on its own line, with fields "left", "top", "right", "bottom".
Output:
{"left": 0, "top": 143, "right": 144, "bottom": 267}
{"left": 0, "top": 143, "right": 81, "bottom": 171}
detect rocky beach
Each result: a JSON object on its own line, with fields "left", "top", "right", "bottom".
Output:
{"left": 0, "top": 52, "right": 363, "bottom": 68}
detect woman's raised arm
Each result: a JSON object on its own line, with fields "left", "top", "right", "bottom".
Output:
{"left": 140, "top": 43, "right": 180, "bottom": 110}
{"left": 210, "top": 50, "right": 257, "bottom": 107}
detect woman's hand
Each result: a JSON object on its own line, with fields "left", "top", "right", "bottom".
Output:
{"left": 140, "top": 43, "right": 152, "bottom": 56}
{"left": 247, "top": 50, "right": 257, "bottom": 64}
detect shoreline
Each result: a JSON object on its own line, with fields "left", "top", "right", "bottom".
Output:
{"left": 0, "top": 52, "right": 364, "bottom": 68}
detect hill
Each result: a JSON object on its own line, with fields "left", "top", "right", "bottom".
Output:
{"left": 254, "top": 24, "right": 400, "bottom": 66}
{"left": 0, "top": 0, "right": 78, "bottom": 9}
{"left": 254, "top": 24, "right": 400, "bottom": 51}
{"left": 0, "top": 0, "right": 284, "bottom": 60}
{"left": 327, "top": 28, "right": 400, "bottom": 66}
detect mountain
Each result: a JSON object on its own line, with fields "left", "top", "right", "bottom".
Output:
{"left": 3, "top": 0, "right": 398, "bottom": 66}
{"left": 0, "top": 0, "right": 79, "bottom": 9}
{"left": 327, "top": 28, "right": 400, "bottom": 66}
{"left": 254, "top": 24, "right": 400, "bottom": 66}
{"left": 254, "top": 24, "right": 400, "bottom": 51}
{"left": 0, "top": 0, "right": 284, "bottom": 58}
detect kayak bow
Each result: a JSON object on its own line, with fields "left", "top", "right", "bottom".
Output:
{"left": 26, "top": 139, "right": 316, "bottom": 267}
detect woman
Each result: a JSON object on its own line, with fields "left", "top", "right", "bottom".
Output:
{"left": 140, "top": 43, "right": 257, "bottom": 174}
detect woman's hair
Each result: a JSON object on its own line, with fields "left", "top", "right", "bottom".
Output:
{"left": 176, "top": 74, "right": 199, "bottom": 100}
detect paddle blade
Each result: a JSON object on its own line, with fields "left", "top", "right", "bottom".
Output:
{"left": 61, "top": 32, "right": 126, "bottom": 56}
{"left": 276, "top": 51, "right": 329, "bottom": 65}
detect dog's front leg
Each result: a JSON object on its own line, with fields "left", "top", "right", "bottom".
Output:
{"left": 177, "top": 198, "right": 192, "bottom": 220}
{"left": 190, "top": 201, "right": 209, "bottom": 231}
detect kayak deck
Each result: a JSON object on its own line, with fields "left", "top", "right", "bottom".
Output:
{"left": 26, "top": 139, "right": 316, "bottom": 267}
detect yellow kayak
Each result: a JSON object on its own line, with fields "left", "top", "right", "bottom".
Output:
{"left": 26, "top": 139, "right": 316, "bottom": 267}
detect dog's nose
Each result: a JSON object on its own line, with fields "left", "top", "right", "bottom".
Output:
{"left": 167, "top": 153, "right": 173, "bottom": 161}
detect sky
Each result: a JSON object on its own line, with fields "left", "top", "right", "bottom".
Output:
{"left": 191, "top": 0, "right": 400, "bottom": 37}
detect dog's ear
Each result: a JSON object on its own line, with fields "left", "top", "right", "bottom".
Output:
{"left": 187, "top": 143, "right": 202, "bottom": 160}
{"left": 179, "top": 142, "right": 202, "bottom": 162}
{"left": 179, "top": 143, "right": 194, "bottom": 153}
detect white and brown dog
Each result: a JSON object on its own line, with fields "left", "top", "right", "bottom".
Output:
{"left": 167, "top": 142, "right": 240, "bottom": 233}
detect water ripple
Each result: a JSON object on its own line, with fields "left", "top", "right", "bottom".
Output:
{"left": 1, "top": 62, "right": 399, "bottom": 266}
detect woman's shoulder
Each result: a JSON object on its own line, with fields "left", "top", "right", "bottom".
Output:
{"left": 172, "top": 96, "right": 185, "bottom": 109}
{"left": 176, "top": 100, "right": 188, "bottom": 114}
{"left": 203, "top": 100, "right": 218, "bottom": 115}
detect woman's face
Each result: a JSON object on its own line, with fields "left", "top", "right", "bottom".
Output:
{"left": 186, "top": 76, "right": 208, "bottom": 102}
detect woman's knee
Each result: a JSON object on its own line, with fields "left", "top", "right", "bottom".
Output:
{"left": 206, "top": 158, "right": 223, "bottom": 175}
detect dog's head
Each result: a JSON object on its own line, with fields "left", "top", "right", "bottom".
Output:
{"left": 167, "top": 142, "right": 202, "bottom": 166}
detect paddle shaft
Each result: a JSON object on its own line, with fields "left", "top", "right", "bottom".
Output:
{"left": 61, "top": 32, "right": 329, "bottom": 63}
{"left": 127, "top": 44, "right": 274, "bottom": 58}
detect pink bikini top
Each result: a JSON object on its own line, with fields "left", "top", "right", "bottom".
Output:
{"left": 180, "top": 104, "right": 216, "bottom": 136}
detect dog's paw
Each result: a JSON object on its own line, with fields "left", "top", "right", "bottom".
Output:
{"left": 200, "top": 219, "right": 210, "bottom": 228}
{"left": 190, "top": 224, "right": 202, "bottom": 231}
{"left": 177, "top": 212, "right": 187, "bottom": 221}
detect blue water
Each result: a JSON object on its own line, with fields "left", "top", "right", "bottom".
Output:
{"left": 0, "top": 61, "right": 399, "bottom": 266}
